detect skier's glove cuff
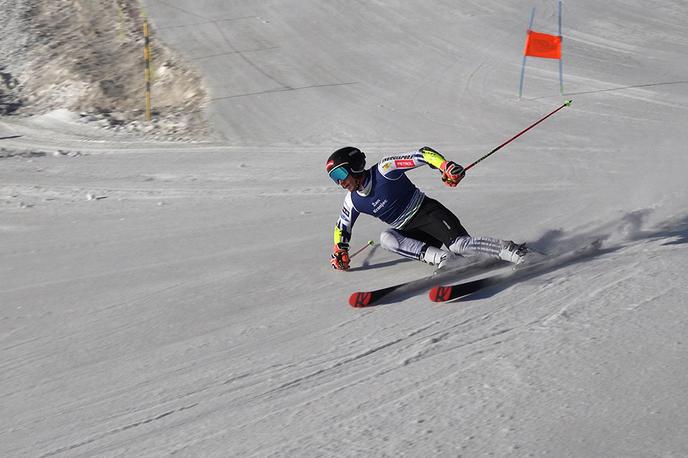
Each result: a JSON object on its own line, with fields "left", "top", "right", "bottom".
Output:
{"left": 440, "top": 161, "right": 465, "bottom": 187}
{"left": 419, "top": 146, "right": 445, "bottom": 169}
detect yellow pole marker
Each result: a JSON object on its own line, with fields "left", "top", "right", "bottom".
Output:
{"left": 117, "top": 2, "right": 125, "bottom": 41}
{"left": 143, "top": 16, "right": 152, "bottom": 121}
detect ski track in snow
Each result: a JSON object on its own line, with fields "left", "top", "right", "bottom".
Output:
{"left": 2, "top": 0, "right": 688, "bottom": 456}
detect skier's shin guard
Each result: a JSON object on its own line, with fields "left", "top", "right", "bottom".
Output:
{"left": 449, "top": 236, "right": 503, "bottom": 258}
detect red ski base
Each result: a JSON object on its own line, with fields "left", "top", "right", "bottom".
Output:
{"left": 428, "top": 285, "right": 452, "bottom": 302}
{"left": 349, "top": 292, "right": 373, "bottom": 308}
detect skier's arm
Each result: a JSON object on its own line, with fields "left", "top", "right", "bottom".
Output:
{"left": 377, "top": 150, "right": 429, "bottom": 179}
{"left": 377, "top": 146, "right": 464, "bottom": 186}
{"left": 419, "top": 146, "right": 465, "bottom": 187}
{"left": 378, "top": 146, "right": 447, "bottom": 171}
{"left": 331, "top": 194, "right": 359, "bottom": 270}
{"left": 418, "top": 146, "right": 447, "bottom": 169}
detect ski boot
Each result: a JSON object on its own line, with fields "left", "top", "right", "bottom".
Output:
{"left": 498, "top": 240, "right": 528, "bottom": 265}
{"left": 421, "top": 245, "right": 454, "bottom": 269}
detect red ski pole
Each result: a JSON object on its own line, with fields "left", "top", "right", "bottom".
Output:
{"left": 464, "top": 100, "right": 572, "bottom": 173}
{"left": 349, "top": 240, "right": 375, "bottom": 259}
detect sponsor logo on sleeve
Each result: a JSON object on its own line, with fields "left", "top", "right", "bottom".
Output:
{"left": 394, "top": 159, "right": 415, "bottom": 168}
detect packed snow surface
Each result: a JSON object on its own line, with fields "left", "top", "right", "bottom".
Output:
{"left": 1, "top": 0, "right": 687, "bottom": 456}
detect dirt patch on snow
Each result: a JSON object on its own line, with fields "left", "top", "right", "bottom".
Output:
{"left": 0, "top": 0, "right": 209, "bottom": 141}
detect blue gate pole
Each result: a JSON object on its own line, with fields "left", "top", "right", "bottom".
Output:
{"left": 518, "top": 7, "right": 536, "bottom": 98}
{"left": 558, "top": 0, "right": 564, "bottom": 94}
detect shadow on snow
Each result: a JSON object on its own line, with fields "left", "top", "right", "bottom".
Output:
{"left": 455, "top": 210, "right": 688, "bottom": 302}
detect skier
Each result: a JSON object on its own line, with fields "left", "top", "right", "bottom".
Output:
{"left": 326, "top": 146, "right": 528, "bottom": 271}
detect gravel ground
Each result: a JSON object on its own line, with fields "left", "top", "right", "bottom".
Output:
{"left": 0, "top": 0, "right": 209, "bottom": 140}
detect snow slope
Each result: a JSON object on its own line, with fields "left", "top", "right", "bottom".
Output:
{"left": 2, "top": 0, "right": 688, "bottom": 456}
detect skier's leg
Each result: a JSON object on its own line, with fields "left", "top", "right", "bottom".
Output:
{"left": 403, "top": 197, "right": 526, "bottom": 264}
{"left": 401, "top": 197, "right": 469, "bottom": 246}
{"left": 449, "top": 236, "right": 499, "bottom": 257}
{"left": 449, "top": 236, "right": 527, "bottom": 264}
{"left": 379, "top": 229, "right": 451, "bottom": 267}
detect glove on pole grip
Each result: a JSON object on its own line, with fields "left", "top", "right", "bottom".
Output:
{"left": 440, "top": 161, "right": 465, "bottom": 187}
{"left": 331, "top": 244, "right": 351, "bottom": 270}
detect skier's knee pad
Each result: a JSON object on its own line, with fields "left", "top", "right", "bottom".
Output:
{"left": 380, "top": 229, "right": 426, "bottom": 260}
{"left": 379, "top": 229, "right": 401, "bottom": 252}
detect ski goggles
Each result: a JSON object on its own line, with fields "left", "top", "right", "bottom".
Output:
{"left": 328, "top": 164, "right": 350, "bottom": 183}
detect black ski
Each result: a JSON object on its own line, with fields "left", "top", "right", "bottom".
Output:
{"left": 349, "top": 258, "right": 505, "bottom": 308}
{"left": 429, "top": 240, "right": 602, "bottom": 303}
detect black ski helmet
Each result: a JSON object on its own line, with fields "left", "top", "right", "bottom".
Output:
{"left": 325, "top": 147, "right": 366, "bottom": 180}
